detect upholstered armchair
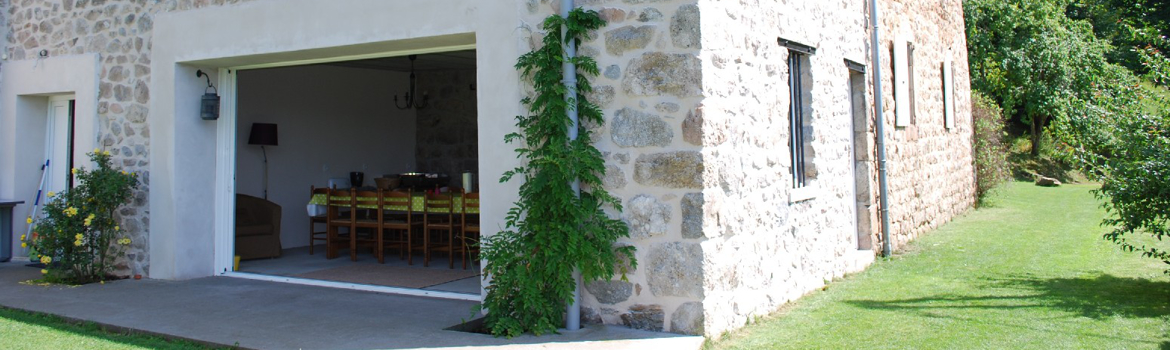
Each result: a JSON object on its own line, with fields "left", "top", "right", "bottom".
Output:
{"left": 236, "top": 193, "right": 282, "bottom": 260}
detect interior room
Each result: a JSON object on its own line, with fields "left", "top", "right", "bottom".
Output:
{"left": 231, "top": 50, "right": 481, "bottom": 295}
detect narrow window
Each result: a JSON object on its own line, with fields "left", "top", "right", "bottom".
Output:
{"left": 943, "top": 58, "right": 955, "bottom": 129}
{"left": 893, "top": 36, "right": 912, "bottom": 127}
{"left": 789, "top": 52, "right": 809, "bottom": 188}
{"left": 779, "top": 37, "right": 817, "bottom": 193}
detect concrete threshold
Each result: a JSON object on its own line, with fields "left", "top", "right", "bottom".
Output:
{"left": 0, "top": 262, "right": 703, "bottom": 350}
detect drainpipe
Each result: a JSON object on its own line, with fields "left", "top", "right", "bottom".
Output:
{"left": 870, "top": 0, "right": 893, "bottom": 257}
{"left": 561, "top": 0, "right": 583, "bottom": 331}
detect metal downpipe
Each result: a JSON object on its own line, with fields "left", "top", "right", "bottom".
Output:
{"left": 561, "top": 0, "right": 583, "bottom": 331}
{"left": 870, "top": 0, "right": 893, "bottom": 257}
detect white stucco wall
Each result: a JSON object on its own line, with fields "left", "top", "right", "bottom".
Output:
{"left": 146, "top": 0, "right": 526, "bottom": 281}
{"left": 0, "top": 54, "right": 100, "bottom": 259}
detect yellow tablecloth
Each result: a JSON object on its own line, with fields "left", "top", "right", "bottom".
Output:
{"left": 308, "top": 193, "right": 478, "bottom": 214}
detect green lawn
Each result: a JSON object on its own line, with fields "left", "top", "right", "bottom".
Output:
{"left": 707, "top": 182, "right": 1170, "bottom": 349}
{"left": 0, "top": 307, "right": 217, "bottom": 350}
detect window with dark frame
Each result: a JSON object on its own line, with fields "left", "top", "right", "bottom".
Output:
{"left": 942, "top": 58, "right": 955, "bottom": 130}
{"left": 779, "top": 37, "right": 816, "bottom": 190}
{"left": 789, "top": 52, "right": 809, "bottom": 188}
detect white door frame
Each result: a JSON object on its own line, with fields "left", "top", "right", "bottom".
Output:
{"left": 210, "top": 46, "right": 483, "bottom": 301}
{"left": 45, "top": 95, "right": 76, "bottom": 196}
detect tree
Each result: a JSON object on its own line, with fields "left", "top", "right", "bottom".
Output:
{"left": 1067, "top": 0, "right": 1170, "bottom": 76}
{"left": 965, "top": 0, "right": 1117, "bottom": 155}
{"left": 1054, "top": 45, "right": 1170, "bottom": 272}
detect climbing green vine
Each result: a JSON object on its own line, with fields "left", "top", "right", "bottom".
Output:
{"left": 480, "top": 9, "right": 635, "bottom": 337}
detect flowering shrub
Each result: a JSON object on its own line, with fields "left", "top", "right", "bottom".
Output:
{"left": 22, "top": 150, "right": 139, "bottom": 284}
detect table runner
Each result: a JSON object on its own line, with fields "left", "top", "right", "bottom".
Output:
{"left": 308, "top": 193, "right": 479, "bottom": 214}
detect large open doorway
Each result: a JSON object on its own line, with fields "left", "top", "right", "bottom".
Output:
{"left": 228, "top": 50, "right": 482, "bottom": 298}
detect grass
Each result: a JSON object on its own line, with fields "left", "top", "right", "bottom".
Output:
{"left": 706, "top": 182, "right": 1170, "bottom": 349}
{"left": 0, "top": 307, "right": 220, "bottom": 350}
{"left": 1139, "top": 80, "right": 1170, "bottom": 116}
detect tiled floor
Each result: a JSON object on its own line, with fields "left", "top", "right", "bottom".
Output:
{"left": 238, "top": 245, "right": 482, "bottom": 294}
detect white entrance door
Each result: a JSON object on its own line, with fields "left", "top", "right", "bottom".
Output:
{"left": 45, "top": 95, "right": 76, "bottom": 196}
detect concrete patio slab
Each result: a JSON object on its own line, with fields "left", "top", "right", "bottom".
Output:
{"left": 0, "top": 262, "right": 703, "bottom": 350}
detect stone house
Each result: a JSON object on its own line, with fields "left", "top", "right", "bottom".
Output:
{"left": 0, "top": 0, "right": 973, "bottom": 337}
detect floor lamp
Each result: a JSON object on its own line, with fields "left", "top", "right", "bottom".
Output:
{"left": 248, "top": 123, "right": 278, "bottom": 199}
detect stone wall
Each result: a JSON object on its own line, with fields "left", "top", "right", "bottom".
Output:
{"left": 873, "top": 0, "right": 975, "bottom": 250}
{"left": 4, "top": 0, "right": 260, "bottom": 276}
{"left": 697, "top": 0, "right": 875, "bottom": 336}
{"left": 415, "top": 69, "right": 478, "bottom": 189}
{"left": 3, "top": 0, "right": 974, "bottom": 338}
{"left": 527, "top": 0, "right": 974, "bottom": 337}
{"left": 522, "top": 0, "right": 709, "bottom": 336}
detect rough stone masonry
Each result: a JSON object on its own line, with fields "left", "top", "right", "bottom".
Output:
{"left": 3, "top": 0, "right": 974, "bottom": 338}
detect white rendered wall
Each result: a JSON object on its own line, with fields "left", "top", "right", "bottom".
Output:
{"left": 0, "top": 54, "right": 100, "bottom": 259}
{"left": 148, "top": 0, "right": 524, "bottom": 283}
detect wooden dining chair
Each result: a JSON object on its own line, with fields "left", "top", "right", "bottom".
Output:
{"left": 459, "top": 191, "right": 481, "bottom": 270}
{"left": 308, "top": 186, "right": 329, "bottom": 255}
{"left": 380, "top": 190, "right": 418, "bottom": 264}
{"left": 351, "top": 190, "right": 384, "bottom": 262}
{"left": 423, "top": 192, "right": 457, "bottom": 268}
{"left": 325, "top": 187, "right": 354, "bottom": 260}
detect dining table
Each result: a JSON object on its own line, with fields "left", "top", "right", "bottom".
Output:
{"left": 307, "top": 192, "right": 479, "bottom": 214}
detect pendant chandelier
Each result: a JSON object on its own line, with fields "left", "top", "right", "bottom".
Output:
{"left": 394, "top": 55, "right": 429, "bottom": 110}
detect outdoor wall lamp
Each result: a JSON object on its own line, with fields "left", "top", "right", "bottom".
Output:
{"left": 394, "top": 55, "right": 429, "bottom": 110}
{"left": 197, "top": 69, "right": 220, "bottom": 120}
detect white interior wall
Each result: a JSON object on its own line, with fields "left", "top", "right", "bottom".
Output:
{"left": 235, "top": 64, "right": 417, "bottom": 249}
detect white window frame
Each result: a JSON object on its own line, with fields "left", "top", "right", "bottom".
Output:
{"left": 894, "top": 35, "right": 912, "bottom": 127}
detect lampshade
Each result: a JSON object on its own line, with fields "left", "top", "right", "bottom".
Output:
{"left": 248, "top": 123, "right": 278, "bottom": 146}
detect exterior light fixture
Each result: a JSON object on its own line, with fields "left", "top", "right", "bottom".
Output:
{"left": 394, "top": 55, "right": 429, "bottom": 110}
{"left": 197, "top": 69, "right": 220, "bottom": 120}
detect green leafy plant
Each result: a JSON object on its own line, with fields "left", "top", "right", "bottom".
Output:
{"left": 23, "top": 150, "right": 140, "bottom": 284}
{"left": 971, "top": 92, "right": 1009, "bottom": 204}
{"left": 479, "top": 9, "right": 635, "bottom": 337}
{"left": 1055, "top": 45, "right": 1170, "bottom": 273}
{"left": 965, "top": 0, "right": 1118, "bottom": 156}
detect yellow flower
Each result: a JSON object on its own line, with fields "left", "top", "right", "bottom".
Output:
{"left": 47, "top": 191, "right": 55, "bottom": 198}
{"left": 103, "top": 150, "right": 110, "bottom": 156}
{"left": 84, "top": 214, "right": 95, "bottom": 227}
{"left": 71, "top": 168, "right": 78, "bottom": 175}
{"left": 121, "top": 171, "right": 128, "bottom": 175}
{"left": 20, "top": 234, "right": 26, "bottom": 241}
{"left": 75, "top": 234, "right": 83, "bottom": 240}
{"left": 26, "top": 217, "right": 32, "bottom": 224}
{"left": 114, "top": 225, "right": 120, "bottom": 231}
{"left": 64, "top": 207, "right": 78, "bottom": 217}
{"left": 40, "top": 256, "right": 52, "bottom": 264}
{"left": 93, "top": 147, "right": 100, "bottom": 154}
{"left": 40, "top": 269, "right": 47, "bottom": 274}
{"left": 21, "top": 242, "right": 27, "bottom": 248}
{"left": 73, "top": 240, "right": 82, "bottom": 247}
